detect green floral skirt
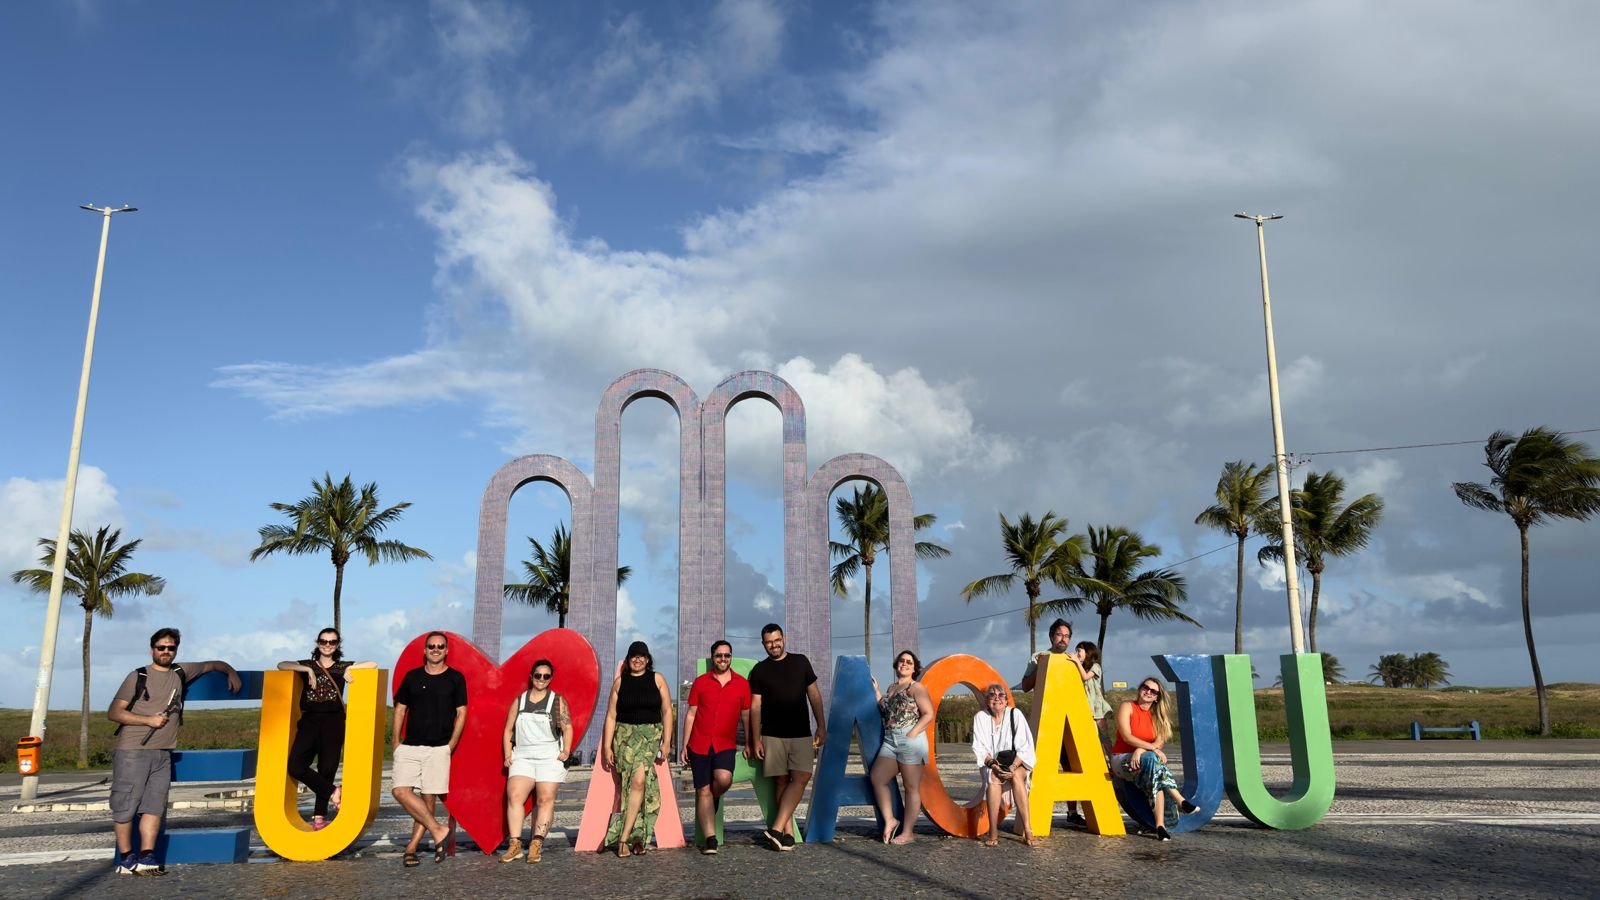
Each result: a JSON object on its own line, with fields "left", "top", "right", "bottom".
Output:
{"left": 604, "top": 722, "right": 663, "bottom": 846}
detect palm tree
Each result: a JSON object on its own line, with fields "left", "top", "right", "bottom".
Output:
{"left": 504, "top": 522, "right": 631, "bottom": 629}
{"left": 1195, "top": 460, "right": 1274, "bottom": 654}
{"left": 1368, "top": 653, "right": 1413, "bottom": 688}
{"left": 12, "top": 527, "right": 165, "bottom": 768}
{"left": 1408, "top": 652, "right": 1451, "bottom": 689}
{"left": 830, "top": 483, "right": 950, "bottom": 663}
{"left": 1454, "top": 427, "right": 1600, "bottom": 735}
{"left": 961, "top": 512, "right": 1084, "bottom": 655}
{"left": 1041, "top": 524, "right": 1198, "bottom": 672}
{"left": 250, "top": 473, "right": 431, "bottom": 631}
{"left": 1257, "top": 471, "right": 1384, "bottom": 653}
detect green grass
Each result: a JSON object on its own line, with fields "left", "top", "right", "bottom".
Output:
{"left": 5, "top": 683, "right": 1597, "bottom": 772}
{"left": 933, "top": 683, "right": 1600, "bottom": 743}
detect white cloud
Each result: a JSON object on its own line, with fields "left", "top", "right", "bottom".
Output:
{"left": 0, "top": 467, "right": 124, "bottom": 572}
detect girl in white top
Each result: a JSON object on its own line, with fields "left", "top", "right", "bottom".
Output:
{"left": 970, "top": 683, "right": 1039, "bottom": 847}
{"left": 500, "top": 659, "right": 572, "bottom": 863}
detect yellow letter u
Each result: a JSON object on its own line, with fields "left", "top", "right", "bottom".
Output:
{"left": 255, "top": 668, "right": 389, "bottom": 861}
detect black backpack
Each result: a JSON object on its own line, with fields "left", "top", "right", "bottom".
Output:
{"left": 113, "top": 664, "right": 188, "bottom": 735}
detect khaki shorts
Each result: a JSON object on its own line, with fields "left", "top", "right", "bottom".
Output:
{"left": 762, "top": 735, "right": 815, "bottom": 777}
{"left": 393, "top": 743, "right": 452, "bottom": 795}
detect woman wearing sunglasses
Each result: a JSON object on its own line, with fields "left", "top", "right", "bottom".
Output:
{"left": 275, "top": 628, "right": 376, "bottom": 830}
{"left": 1111, "top": 678, "right": 1198, "bottom": 841}
{"left": 971, "top": 683, "right": 1039, "bottom": 847}
{"left": 500, "top": 659, "right": 573, "bottom": 863}
{"left": 869, "top": 650, "right": 935, "bottom": 844}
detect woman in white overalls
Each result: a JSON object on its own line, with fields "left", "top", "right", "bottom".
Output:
{"left": 500, "top": 658, "right": 573, "bottom": 863}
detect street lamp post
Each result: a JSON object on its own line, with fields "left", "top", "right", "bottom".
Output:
{"left": 1234, "top": 212, "right": 1305, "bottom": 654}
{"left": 21, "top": 203, "right": 138, "bottom": 802}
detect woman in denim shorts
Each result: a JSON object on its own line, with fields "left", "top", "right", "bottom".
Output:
{"left": 869, "top": 650, "right": 935, "bottom": 844}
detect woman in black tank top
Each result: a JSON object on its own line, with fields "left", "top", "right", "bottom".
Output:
{"left": 600, "top": 641, "right": 674, "bottom": 856}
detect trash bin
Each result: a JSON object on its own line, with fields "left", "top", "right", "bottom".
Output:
{"left": 16, "top": 736, "right": 42, "bottom": 775}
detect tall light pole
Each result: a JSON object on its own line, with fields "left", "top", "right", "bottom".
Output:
{"left": 1235, "top": 212, "right": 1305, "bottom": 654}
{"left": 21, "top": 203, "right": 138, "bottom": 802}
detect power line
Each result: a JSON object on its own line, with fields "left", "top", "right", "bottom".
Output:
{"left": 1300, "top": 427, "right": 1600, "bottom": 459}
{"left": 727, "top": 538, "right": 1248, "bottom": 642}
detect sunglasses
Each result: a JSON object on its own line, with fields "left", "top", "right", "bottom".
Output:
{"left": 1140, "top": 685, "right": 1161, "bottom": 694}
{"left": 531, "top": 672, "right": 552, "bottom": 681}
{"left": 712, "top": 653, "right": 732, "bottom": 659}
{"left": 153, "top": 645, "right": 178, "bottom": 652}
{"left": 317, "top": 638, "right": 341, "bottom": 646}
{"left": 425, "top": 644, "right": 448, "bottom": 651}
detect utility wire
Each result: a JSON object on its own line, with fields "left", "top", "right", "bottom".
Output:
{"left": 1300, "top": 427, "right": 1600, "bottom": 458}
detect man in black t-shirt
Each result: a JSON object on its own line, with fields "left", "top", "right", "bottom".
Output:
{"left": 747, "top": 623, "right": 825, "bottom": 851}
{"left": 391, "top": 631, "right": 468, "bottom": 865}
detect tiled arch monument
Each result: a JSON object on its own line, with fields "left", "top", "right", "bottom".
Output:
{"left": 471, "top": 369, "right": 920, "bottom": 758}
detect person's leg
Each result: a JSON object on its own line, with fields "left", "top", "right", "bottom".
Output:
{"left": 529, "top": 781, "right": 558, "bottom": 862}
{"left": 984, "top": 779, "right": 1001, "bottom": 845}
{"left": 618, "top": 762, "right": 646, "bottom": 843}
{"left": 137, "top": 813, "right": 162, "bottom": 853}
{"left": 773, "top": 769, "right": 809, "bottom": 833}
{"left": 869, "top": 753, "right": 900, "bottom": 842}
{"left": 694, "top": 783, "right": 715, "bottom": 843}
{"left": 532, "top": 781, "right": 558, "bottom": 839}
{"left": 393, "top": 786, "right": 449, "bottom": 847}
{"left": 1008, "top": 769, "right": 1033, "bottom": 843}
{"left": 505, "top": 775, "right": 534, "bottom": 840}
{"left": 314, "top": 715, "right": 345, "bottom": 817}
{"left": 110, "top": 750, "right": 138, "bottom": 857}
{"left": 892, "top": 762, "right": 924, "bottom": 844}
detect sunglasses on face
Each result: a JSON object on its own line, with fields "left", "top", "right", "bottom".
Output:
{"left": 425, "top": 644, "right": 447, "bottom": 651}
{"left": 1140, "top": 685, "right": 1161, "bottom": 694}
{"left": 712, "top": 653, "right": 732, "bottom": 659}
{"left": 317, "top": 638, "right": 340, "bottom": 646}
{"left": 531, "top": 672, "right": 552, "bottom": 681}
{"left": 153, "top": 645, "right": 178, "bottom": 652}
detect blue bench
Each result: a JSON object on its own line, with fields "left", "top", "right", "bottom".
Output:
{"left": 1410, "top": 719, "right": 1480, "bottom": 741}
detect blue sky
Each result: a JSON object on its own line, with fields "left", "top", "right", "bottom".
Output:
{"left": 4, "top": 1, "right": 1599, "bottom": 715}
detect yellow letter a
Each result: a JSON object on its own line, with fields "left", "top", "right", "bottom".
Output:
{"left": 1026, "top": 652, "right": 1124, "bottom": 836}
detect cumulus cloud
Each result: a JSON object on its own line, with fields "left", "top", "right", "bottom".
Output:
{"left": 0, "top": 467, "right": 124, "bottom": 571}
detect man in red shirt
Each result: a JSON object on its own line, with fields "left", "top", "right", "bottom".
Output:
{"left": 680, "top": 639, "right": 751, "bottom": 855}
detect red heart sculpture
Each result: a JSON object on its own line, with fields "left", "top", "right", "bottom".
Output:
{"left": 392, "top": 629, "right": 601, "bottom": 855}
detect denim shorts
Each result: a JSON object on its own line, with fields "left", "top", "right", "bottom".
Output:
{"left": 876, "top": 727, "right": 929, "bottom": 765}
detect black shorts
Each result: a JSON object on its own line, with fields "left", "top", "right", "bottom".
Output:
{"left": 688, "top": 748, "right": 737, "bottom": 789}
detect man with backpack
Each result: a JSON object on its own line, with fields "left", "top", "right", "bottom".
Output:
{"left": 106, "top": 627, "right": 242, "bottom": 875}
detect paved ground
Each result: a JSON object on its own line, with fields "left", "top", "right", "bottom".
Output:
{"left": 3, "top": 741, "right": 1596, "bottom": 898}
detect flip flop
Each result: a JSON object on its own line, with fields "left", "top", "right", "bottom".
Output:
{"left": 881, "top": 818, "right": 899, "bottom": 844}
{"left": 434, "top": 844, "right": 448, "bottom": 863}
{"left": 403, "top": 852, "right": 419, "bottom": 868}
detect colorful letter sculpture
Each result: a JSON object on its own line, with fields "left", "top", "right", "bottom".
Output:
{"left": 1112, "top": 654, "right": 1224, "bottom": 833}
{"left": 687, "top": 655, "right": 793, "bottom": 848}
{"left": 1026, "top": 652, "right": 1123, "bottom": 837}
{"left": 255, "top": 668, "right": 388, "bottom": 860}
{"left": 391, "top": 629, "right": 601, "bottom": 855}
{"left": 915, "top": 654, "right": 1010, "bottom": 838}
{"left": 574, "top": 662, "right": 686, "bottom": 852}
{"left": 1215, "top": 653, "right": 1336, "bottom": 830}
{"left": 807, "top": 655, "right": 895, "bottom": 843}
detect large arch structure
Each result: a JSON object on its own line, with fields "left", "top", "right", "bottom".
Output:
{"left": 802, "top": 453, "right": 919, "bottom": 699}
{"left": 699, "top": 371, "right": 808, "bottom": 670}
{"left": 471, "top": 455, "right": 594, "bottom": 662}
{"left": 591, "top": 369, "right": 703, "bottom": 728}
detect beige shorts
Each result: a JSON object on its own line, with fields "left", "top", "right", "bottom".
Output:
{"left": 393, "top": 743, "right": 452, "bottom": 795}
{"left": 762, "top": 735, "right": 815, "bottom": 777}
